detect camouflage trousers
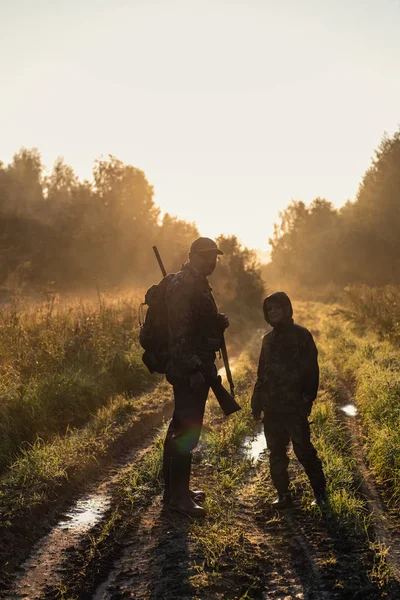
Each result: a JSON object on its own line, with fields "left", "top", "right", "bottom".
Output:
{"left": 164, "top": 376, "right": 209, "bottom": 457}
{"left": 263, "top": 412, "right": 326, "bottom": 494}
{"left": 163, "top": 375, "right": 210, "bottom": 493}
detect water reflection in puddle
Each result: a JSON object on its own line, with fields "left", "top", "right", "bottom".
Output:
{"left": 10, "top": 493, "right": 112, "bottom": 595}
{"left": 341, "top": 404, "right": 358, "bottom": 417}
{"left": 9, "top": 441, "right": 143, "bottom": 596}
{"left": 243, "top": 424, "right": 268, "bottom": 461}
{"left": 59, "top": 494, "right": 110, "bottom": 531}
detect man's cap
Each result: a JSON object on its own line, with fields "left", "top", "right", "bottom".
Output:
{"left": 190, "top": 237, "right": 224, "bottom": 255}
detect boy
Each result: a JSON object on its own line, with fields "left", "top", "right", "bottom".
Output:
{"left": 251, "top": 292, "right": 326, "bottom": 508}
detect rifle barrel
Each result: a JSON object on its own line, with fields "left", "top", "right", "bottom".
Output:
{"left": 152, "top": 246, "right": 167, "bottom": 277}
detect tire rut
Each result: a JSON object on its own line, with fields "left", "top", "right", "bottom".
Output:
{"left": 2, "top": 397, "right": 173, "bottom": 600}
{"left": 88, "top": 432, "right": 392, "bottom": 599}
{"left": 338, "top": 383, "right": 400, "bottom": 583}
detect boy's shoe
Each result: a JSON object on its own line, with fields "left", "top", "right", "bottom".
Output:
{"left": 163, "top": 489, "right": 206, "bottom": 504}
{"left": 271, "top": 492, "right": 292, "bottom": 509}
{"left": 311, "top": 490, "right": 327, "bottom": 507}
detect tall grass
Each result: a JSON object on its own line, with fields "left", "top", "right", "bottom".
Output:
{"left": 344, "top": 284, "right": 400, "bottom": 342}
{"left": 0, "top": 292, "right": 156, "bottom": 472}
{"left": 317, "top": 302, "right": 400, "bottom": 511}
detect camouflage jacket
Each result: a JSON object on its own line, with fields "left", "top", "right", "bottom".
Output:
{"left": 165, "top": 263, "right": 222, "bottom": 378}
{"left": 251, "top": 323, "right": 319, "bottom": 415}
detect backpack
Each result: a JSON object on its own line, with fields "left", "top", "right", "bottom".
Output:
{"left": 138, "top": 273, "right": 176, "bottom": 374}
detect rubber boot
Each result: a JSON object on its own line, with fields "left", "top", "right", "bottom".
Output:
{"left": 163, "top": 489, "right": 206, "bottom": 504}
{"left": 169, "top": 454, "right": 206, "bottom": 517}
{"left": 162, "top": 449, "right": 205, "bottom": 503}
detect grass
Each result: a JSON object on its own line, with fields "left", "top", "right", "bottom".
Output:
{"left": 0, "top": 381, "right": 171, "bottom": 525}
{"left": 317, "top": 302, "right": 400, "bottom": 511}
{"left": 0, "top": 292, "right": 157, "bottom": 472}
{"left": 187, "top": 324, "right": 391, "bottom": 596}
{"left": 188, "top": 358, "right": 258, "bottom": 581}
{"left": 295, "top": 302, "right": 399, "bottom": 591}
{"left": 343, "top": 284, "right": 400, "bottom": 342}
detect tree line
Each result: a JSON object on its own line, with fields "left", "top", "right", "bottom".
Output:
{"left": 0, "top": 149, "right": 265, "bottom": 318}
{"left": 4, "top": 124, "right": 396, "bottom": 306}
{"left": 265, "top": 127, "right": 400, "bottom": 292}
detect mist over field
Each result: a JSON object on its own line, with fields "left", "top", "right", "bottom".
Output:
{"left": 2, "top": 1, "right": 400, "bottom": 597}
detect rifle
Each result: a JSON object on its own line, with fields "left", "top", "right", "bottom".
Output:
{"left": 152, "top": 245, "right": 241, "bottom": 416}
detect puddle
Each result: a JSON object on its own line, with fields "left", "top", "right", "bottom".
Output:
{"left": 59, "top": 494, "right": 110, "bottom": 532}
{"left": 7, "top": 444, "right": 145, "bottom": 598}
{"left": 341, "top": 404, "right": 358, "bottom": 417}
{"left": 243, "top": 424, "right": 268, "bottom": 461}
{"left": 7, "top": 491, "right": 112, "bottom": 597}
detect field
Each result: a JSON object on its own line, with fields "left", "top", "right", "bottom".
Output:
{"left": 1, "top": 294, "right": 400, "bottom": 599}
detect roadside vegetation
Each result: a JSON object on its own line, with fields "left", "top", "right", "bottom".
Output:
{"left": 0, "top": 293, "right": 157, "bottom": 474}
{"left": 344, "top": 284, "right": 400, "bottom": 343}
{"left": 317, "top": 297, "right": 400, "bottom": 513}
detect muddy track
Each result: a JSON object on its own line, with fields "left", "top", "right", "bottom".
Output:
{"left": 6, "top": 423, "right": 397, "bottom": 600}
{"left": 63, "top": 435, "right": 394, "bottom": 600}
{"left": 4, "top": 320, "right": 400, "bottom": 599}
{"left": 253, "top": 457, "right": 385, "bottom": 600}
{"left": 1, "top": 390, "right": 174, "bottom": 599}
{"left": 337, "top": 383, "right": 400, "bottom": 583}
{"left": 65, "top": 461, "right": 284, "bottom": 600}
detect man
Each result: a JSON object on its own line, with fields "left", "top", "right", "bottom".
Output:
{"left": 163, "top": 237, "right": 229, "bottom": 517}
{"left": 251, "top": 292, "right": 326, "bottom": 508}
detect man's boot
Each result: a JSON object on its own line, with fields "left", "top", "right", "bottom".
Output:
{"left": 163, "top": 489, "right": 206, "bottom": 504}
{"left": 169, "top": 454, "right": 206, "bottom": 517}
{"left": 162, "top": 449, "right": 205, "bottom": 503}
{"left": 271, "top": 491, "right": 292, "bottom": 509}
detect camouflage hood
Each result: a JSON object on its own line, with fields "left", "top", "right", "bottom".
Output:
{"left": 263, "top": 291, "right": 294, "bottom": 325}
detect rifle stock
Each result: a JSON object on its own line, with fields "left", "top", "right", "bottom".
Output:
{"left": 209, "top": 375, "right": 241, "bottom": 416}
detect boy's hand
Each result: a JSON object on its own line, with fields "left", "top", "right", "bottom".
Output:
{"left": 302, "top": 394, "right": 313, "bottom": 416}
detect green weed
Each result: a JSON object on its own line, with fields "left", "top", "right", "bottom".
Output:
{"left": 0, "top": 293, "right": 157, "bottom": 472}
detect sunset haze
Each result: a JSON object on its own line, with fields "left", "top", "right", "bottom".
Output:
{"left": 1, "top": 0, "right": 400, "bottom": 250}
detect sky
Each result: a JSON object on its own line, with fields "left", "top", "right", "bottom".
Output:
{"left": 1, "top": 0, "right": 400, "bottom": 255}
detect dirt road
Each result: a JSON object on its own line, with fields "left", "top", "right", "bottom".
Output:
{"left": 3, "top": 313, "right": 400, "bottom": 599}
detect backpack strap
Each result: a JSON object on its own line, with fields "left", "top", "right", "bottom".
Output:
{"left": 138, "top": 303, "right": 147, "bottom": 327}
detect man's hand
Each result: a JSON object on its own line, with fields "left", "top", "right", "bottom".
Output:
{"left": 252, "top": 410, "right": 263, "bottom": 421}
{"left": 190, "top": 371, "right": 206, "bottom": 389}
{"left": 218, "top": 313, "right": 230, "bottom": 331}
